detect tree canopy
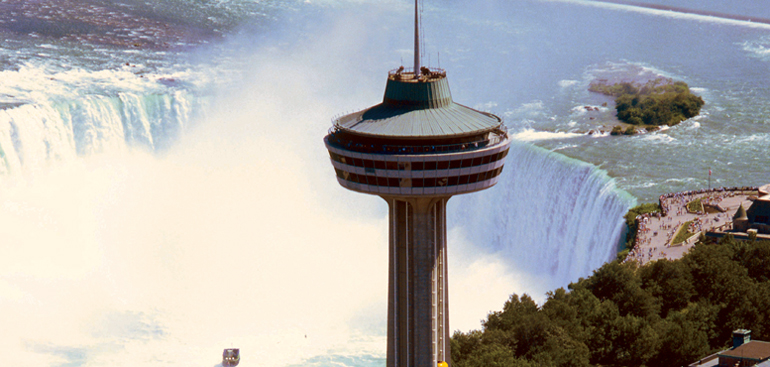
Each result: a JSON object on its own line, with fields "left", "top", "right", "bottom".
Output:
{"left": 589, "top": 78, "right": 704, "bottom": 126}
{"left": 452, "top": 236, "right": 770, "bottom": 367}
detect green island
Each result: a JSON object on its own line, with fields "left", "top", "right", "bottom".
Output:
{"left": 450, "top": 235, "right": 770, "bottom": 367}
{"left": 589, "top": 78, "right": 705, "bottom": 128}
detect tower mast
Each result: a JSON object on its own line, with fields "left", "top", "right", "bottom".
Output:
{"left": 414, "top": 0, "right": 420, "bottom": 77}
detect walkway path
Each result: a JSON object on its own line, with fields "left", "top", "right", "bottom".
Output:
{"left": 626, "top": 188, "right": 757, "bottom": 265}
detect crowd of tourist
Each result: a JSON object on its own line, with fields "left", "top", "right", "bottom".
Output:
{"left": 623, "top": 186, "right": 758, "bottom": 265}
{"left": 658, "top": 186, "right": 757, "bottom": 216}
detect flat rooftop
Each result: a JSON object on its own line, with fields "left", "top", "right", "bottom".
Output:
{"left": 720, "top": 341, "right": 770, "bottom": 361}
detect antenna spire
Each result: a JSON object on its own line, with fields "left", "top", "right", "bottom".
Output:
{"left": 414, "top": 0, "right": 420, "bottom": 77}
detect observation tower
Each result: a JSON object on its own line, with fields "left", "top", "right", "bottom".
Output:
{"left": 323, "top": 2, "right": 511, "bottom": 366}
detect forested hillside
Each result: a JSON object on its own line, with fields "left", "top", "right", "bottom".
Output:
{"left": 452, "top": 236, "right": 770, "bottom": 367}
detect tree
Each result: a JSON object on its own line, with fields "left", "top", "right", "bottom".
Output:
{"left": 647, "top": 311, "right": 710, "bottom": 367}
{"left": 585, "top": 260, "right": 659, "bottom": 319}
{"left": 484, "top": 294, "right": 539, "bottom": 332}
{"left": 683, "top": 239, "right": 752, "bottom": 306}
{"left": 453, "top": 237, "right": 770, "bottom": 367}
{"left": 451, "top": 330, "right": 483, "bottom": 365}
{"left": 530, "top": 328, "right": 590, "bottom": 367}
{"left": 542, "top": 288, "right": 583, "bottom": 338}
{"left": 610, "top": 315, "right": 660, "bottom": 366}
{"left": 460, "top": 344, "right": 532, "bottom": 367}
{"left": 583, "top": 298, "right": 621, "bottom": 364}
{"left": 740, "top": 240, "right": 770, "bottom": 282}
{"left": 639, "top": 258, "right": 694, "bottom": 317}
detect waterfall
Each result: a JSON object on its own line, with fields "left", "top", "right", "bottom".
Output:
{"left": 0, "top": 91, "right": 200, "bottom": 175}
{"left": 449, "top": 140, "right": 636, "bottom": 296}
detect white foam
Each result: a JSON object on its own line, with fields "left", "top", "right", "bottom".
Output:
{"left": 558, "top": 79, "right": 579, "bottom": 88}
{"left": 741, "top": 37, "right": 770, "bottom": 59}
{"left": 505, "top": 101, "right": 546, "bottom": 119}
{"left": 551, "top": 0, "right": 770, "bottom": 30}
{"left": 586, "top": 60, "right": 674, "bottom": 84}
{"left": 571, "top": 105, "right": 588, "bottom": 115}
{"left": 640, "top": 132, "right": 676, "bottom": 143}
{"left": 551, "top": 143, "right": 579, "bottom": 151}
{"left": 512, "top": 128, "right": 583, "bottom": 141}
{"left": 663, "top": 177, "right": 698, "bottom": 184}
{"left": 474, "top": 101, "right": 498, "bottom": 110}
{"left": 571, "top": 104, "right": 609, "bottom": 115}
{"left": 0, "top": 60, "right": 202, "bottom": 107}
{"left": 735, "top": 133, "right": 770, "bottom": 144}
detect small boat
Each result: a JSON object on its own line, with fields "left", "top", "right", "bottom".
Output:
{"left": 222, "top": 348, "right": 240, "bottom": 367}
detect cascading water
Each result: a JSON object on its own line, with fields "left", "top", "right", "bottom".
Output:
{"left": 0, "top": 91, "right": 199, "bottom": 175}
{"left": 450, "top": 141, "right": 636, "bottom": 296}
{"left": 7, "top": 0, "right": 770, "bottom": 365}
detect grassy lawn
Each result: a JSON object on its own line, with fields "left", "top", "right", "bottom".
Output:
{"left": 686, "top": 198, "right": 703, "bottom": 213}
{"left": 672, "top": 220, "right": 696, "bottom": 245}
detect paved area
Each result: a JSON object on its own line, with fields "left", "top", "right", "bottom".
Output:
{"left": 626, "top": 189, "right": 757, "bottom": 265}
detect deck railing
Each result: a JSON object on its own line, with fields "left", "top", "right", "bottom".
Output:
{"left": 325, "top": 125, "right": 508, "bottom": 155}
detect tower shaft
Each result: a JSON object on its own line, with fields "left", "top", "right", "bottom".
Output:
{"left": 386, "top": 197, "right": 450, "bottom": 367}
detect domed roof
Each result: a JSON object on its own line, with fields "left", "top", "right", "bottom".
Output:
{"left": 334, "top": 70, "right": 502, "bottom": 139}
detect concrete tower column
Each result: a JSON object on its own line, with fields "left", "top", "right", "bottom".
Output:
{"left": 385, "top": 196, "right": 451, "bottom": 367}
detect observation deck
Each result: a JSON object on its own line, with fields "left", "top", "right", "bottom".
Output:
{"left": 324, "top": 67, "right": 511, "bottom": 198}
{"left": 332, "top": 67, "right": 502, "bottom": 139}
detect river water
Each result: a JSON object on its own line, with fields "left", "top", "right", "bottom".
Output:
{"left": 0, "top": 0, "right": 768, "bottom": 366}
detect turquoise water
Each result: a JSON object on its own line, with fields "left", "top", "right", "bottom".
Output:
{"left": 1, "top": 0, "right": 769, "bottom": 366}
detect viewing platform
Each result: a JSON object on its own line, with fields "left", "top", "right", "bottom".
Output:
{"left": 387, "top": 66, "right": 447, "bottom": 82}
{"left": 330, "top": 67, "right": 503, "bottom": 139}
{"left": 324, "top": 66, "right": 511, "bottom": 198}
{"left": 625, "top": 186, "right": 762, "bottom": 265}
{"left": 325, "top": 124, "right": 508, "bottom": 155}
